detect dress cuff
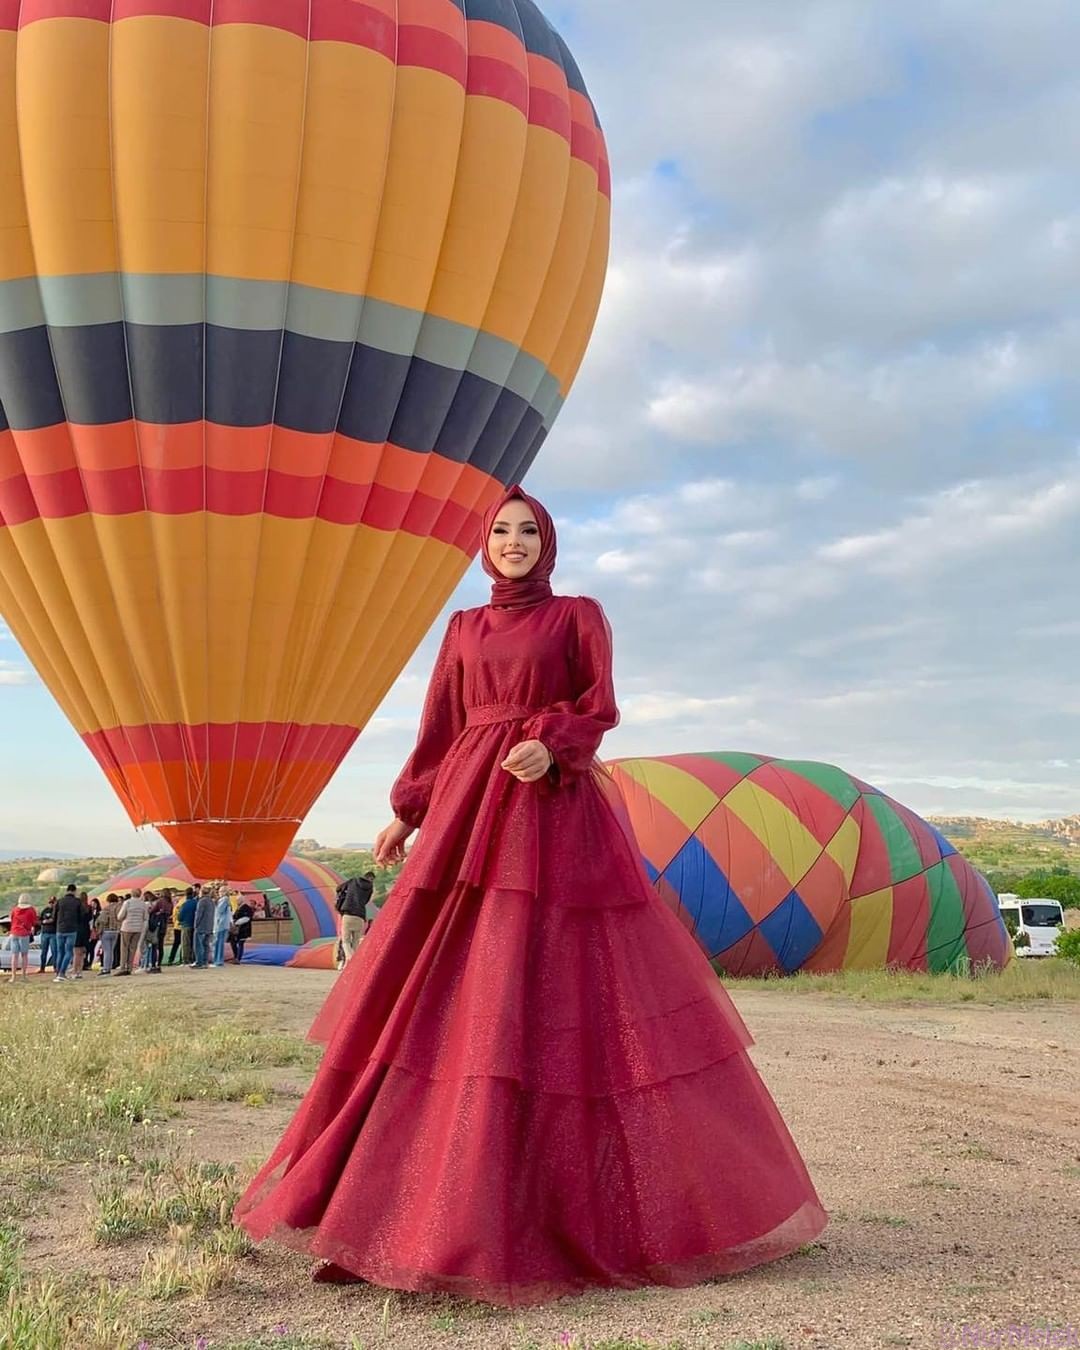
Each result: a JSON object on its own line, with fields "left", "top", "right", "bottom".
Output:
{"left": 390, "top": 794, "right": 426, "bottom": 832}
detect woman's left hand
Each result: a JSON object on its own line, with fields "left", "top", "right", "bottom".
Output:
{"left": 501, "top": 739, "right": 554, "bottom": 783}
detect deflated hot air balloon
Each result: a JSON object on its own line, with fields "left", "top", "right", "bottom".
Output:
{"left": 95, "top": 851, "right": 342, "bottom": 954}
{"left": 0, "top": 0, "right": 609, "bottom": 878}
{"left": 605, "top": 753, "right": 1013, "bottom": 976}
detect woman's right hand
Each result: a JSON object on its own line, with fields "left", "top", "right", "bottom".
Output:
{"left": 373, "top": 818, "right": 414, "bottom": 867}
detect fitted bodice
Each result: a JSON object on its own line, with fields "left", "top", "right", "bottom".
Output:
{"left": 458, "top": 596, "right": 579, "bottom": 715}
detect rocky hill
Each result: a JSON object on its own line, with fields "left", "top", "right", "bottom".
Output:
{"left": 928, "top": 815, "right": 1077, "bottom": 843}
{"left": 1043, "top": 814, "right": 1080, "bottom": 843}
{"left": 928, "top": 816, "right": 1078, "bottom": 878}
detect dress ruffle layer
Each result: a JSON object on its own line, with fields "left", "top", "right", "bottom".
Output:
{"left": 239, "top": 1058, "right": 828, "bottom": 1306}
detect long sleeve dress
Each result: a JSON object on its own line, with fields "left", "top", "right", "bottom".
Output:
{"left": 234, "top": 593, "right": 828, "bottom": 1305}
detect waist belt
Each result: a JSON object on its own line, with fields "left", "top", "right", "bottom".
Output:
{"left": 464, "top": 703, "right": 539, "bottom": 728}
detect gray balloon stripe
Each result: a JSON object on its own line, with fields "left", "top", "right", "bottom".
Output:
{"left": 0, "top": 274, "right": 564, "bottom": 420}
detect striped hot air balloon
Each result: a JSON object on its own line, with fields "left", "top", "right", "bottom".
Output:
{"left": 0, "top": 0, "right": 609, "bottom": 878}
{"left": 605, "top": 753, "right": 1014, "bottom": 976}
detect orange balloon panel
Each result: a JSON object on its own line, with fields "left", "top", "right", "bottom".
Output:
{"left": 0, "top": 0, "right": 610, "bottom": 877}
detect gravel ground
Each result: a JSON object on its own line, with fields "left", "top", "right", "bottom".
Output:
{"left": 23, "top": 966, "right": 1080, "bottom": 1350}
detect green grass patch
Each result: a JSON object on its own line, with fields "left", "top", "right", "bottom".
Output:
{"left": 956, "top": 1143, "right": 1007, "bottom": 1163}
{"left": 0, "top": 1219, "right": 22, "bottom": 1298}
{"left": 727, "top": 957, "right": 1080, "bottom": 1003}
{"left": 857, "top": 1212, "right": 912, "bottom": 1227}
{"left": 909, "top": 1176, "right": 961, "bottom": 1191}
{"left": 0, "top": 1276, "right": 149, "bottom": 1350}
{"left": 91, "top": 1150, "right": 245, "bottom": 1246}
{"left": 0, "top": 992, "right": 316, "bottom": 1163}
{"left": 140, "top": 1242, "right": 238, "bottom": 1301}
{"left": 591, "top": 1341, "right": 689, "bottom": 1350}
{"left": 0, "top": 1150, "right": 257, "bottom": 1344}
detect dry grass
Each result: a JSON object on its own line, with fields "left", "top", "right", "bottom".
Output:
{"left": 728, "top": 954, "right": 1080, "bottom": 1002}
{"left": 91, "top": 1148, "right": 245, "bottom": 1246}
{"left": 0, "top": 966, "right": 1076, "bottom": 1350}
{"left": 0, "top": 985, "right": 317, "bottom": 1162}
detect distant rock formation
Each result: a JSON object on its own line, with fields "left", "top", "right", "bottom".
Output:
{"left": 928, "top": 815, "right": 1078, "bottom": 845}
{"left": 35, "top": 865, "right": 76, "bottom": 884}
{"left": 1043, "top": 814, "right": 1080, "bottom": 843}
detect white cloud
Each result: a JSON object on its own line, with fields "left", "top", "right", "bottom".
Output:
{"left": 818, "top": 460, "right": 1080, "bottom": 574}
{"left": 0, "top": 661, "right": 32, "bottom": 687}
{"left": 4, "top": 0, "right": 1080, "bottom": 849}
{"left": 621, "top": 692, "right": 752, "bottom": 727}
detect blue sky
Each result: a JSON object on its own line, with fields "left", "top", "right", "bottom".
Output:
{"left": 2, "top": 0, "right": 1079, "bottom": 855}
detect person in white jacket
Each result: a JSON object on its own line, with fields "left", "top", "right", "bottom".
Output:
{"left": 213, "top": 891, "right": 234, "bottom": 967}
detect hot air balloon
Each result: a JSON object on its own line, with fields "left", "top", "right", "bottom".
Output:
{"left": 95, "top": 850, "right": 342, "bottom": 958}
{"left": 605, "top": 753, "right": 1013, "bottom": 976}
{"left": 0, "top": 0, "right": 610, "bottom": 878}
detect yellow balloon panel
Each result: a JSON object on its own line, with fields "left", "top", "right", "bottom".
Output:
{"left": 0, "top": 0, "right": 610, "bottom": 877}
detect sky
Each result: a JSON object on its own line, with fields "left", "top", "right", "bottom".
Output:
{"left": 2, "top": 0, "right": 1079, "bottom": 856}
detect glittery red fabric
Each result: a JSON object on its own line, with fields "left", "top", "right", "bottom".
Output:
{"left": 233, "top": 595, "right": 828, "bottom": 1305}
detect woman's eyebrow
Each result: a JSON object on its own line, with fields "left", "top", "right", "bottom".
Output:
{"left": 493, "top": 518, "right": 538, "bottom": 528}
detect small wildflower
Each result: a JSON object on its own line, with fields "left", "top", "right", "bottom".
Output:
{"left": 559, "top": 1335, "right": 573, "bottom": 1347}
{"left": 194, "top": 1338, "right": 210, "bottom": 1350}
{"left": 273, "top": 1327, "right": 289, "bottom": 1338}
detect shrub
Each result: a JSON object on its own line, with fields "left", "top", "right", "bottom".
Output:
{"left": 1054, "top": 928, "right": 1080, "bottom": 967}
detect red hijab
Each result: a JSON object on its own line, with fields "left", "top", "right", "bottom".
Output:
{"left": 480, "top": 486, "right": 556, "bottom": 610}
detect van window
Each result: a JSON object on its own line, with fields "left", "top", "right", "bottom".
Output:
{"left": 1020, "top": 904, "right": 1062, "bottom": 928}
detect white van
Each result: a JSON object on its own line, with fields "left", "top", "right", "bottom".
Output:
{"left": 0, "top": 932, "right": 43, "bottom": 970}
{"left": 997, "top": 894, "right": 1065, "bottom": 958}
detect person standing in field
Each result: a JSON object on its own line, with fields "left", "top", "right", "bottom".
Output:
{"left": 8, "top": 893, "right": 37, "bottom": 982}
{"left": 147, "top": 891, "right": 173, "bottom": 974}
{"left": 97, "top": 894, "right": 121, "bottom": 975}
{"left": 193, "top": 888, "right": 215, "bottom": 968}
{"left": 334, "top": 872, "right": 374, "bottom": 964}
{"left": 234, "top": 485, "right": 828, "bottom": 1302}
{"left": 115, "top": 889, "right": 148, "bottom": 976}
{"left": 175, "top": 889, "right": 198, "bottom": 966}
{"left": 70, "top": 891, "right": 93, "bottom": 979}
{"left": 229, "top": 898, "right": 254, "bottom": 965}
{"left": 37, "top": 896, "right": 58, "bottom": 974}
{"left": 84, "top": 896, "right": 102, "bottom": 971}
{"left": 53, "top": 884, "right": 80, "bottom": 982}
{"left": 166, "top": 898, "right": 185, "bottom": 966}
{"left": 213, "top": 890, "right": 234, "bottom": 967}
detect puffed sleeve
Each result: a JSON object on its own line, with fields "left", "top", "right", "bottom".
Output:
{"left": 389, "top": 610, "right": 466, "bottom": 830}
{"left": 522, "top": 596, "right": 620, "bottom": 790}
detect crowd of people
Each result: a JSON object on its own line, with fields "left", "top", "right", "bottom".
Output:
{"left": 6, "top": 882, "right": 258, "bottom": 982}
{"left": 3, "top": 871, "right": 379, "bottom": 984}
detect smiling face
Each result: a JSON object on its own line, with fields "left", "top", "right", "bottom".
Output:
{"left": 487, "top": 497, "right": 542, "bottom": 579}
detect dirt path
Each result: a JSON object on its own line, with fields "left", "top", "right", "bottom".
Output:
{"left": 26, "top": 967, "right": 1080, "bottom": 1349}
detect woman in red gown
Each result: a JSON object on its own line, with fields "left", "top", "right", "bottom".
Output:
{"left": 234, "top": 485, "right": 828, "bottom": 1305}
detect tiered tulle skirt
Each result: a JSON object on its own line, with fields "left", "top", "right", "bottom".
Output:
{"left": 234, "top": 755, "right": 827, "bottom": 1305}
